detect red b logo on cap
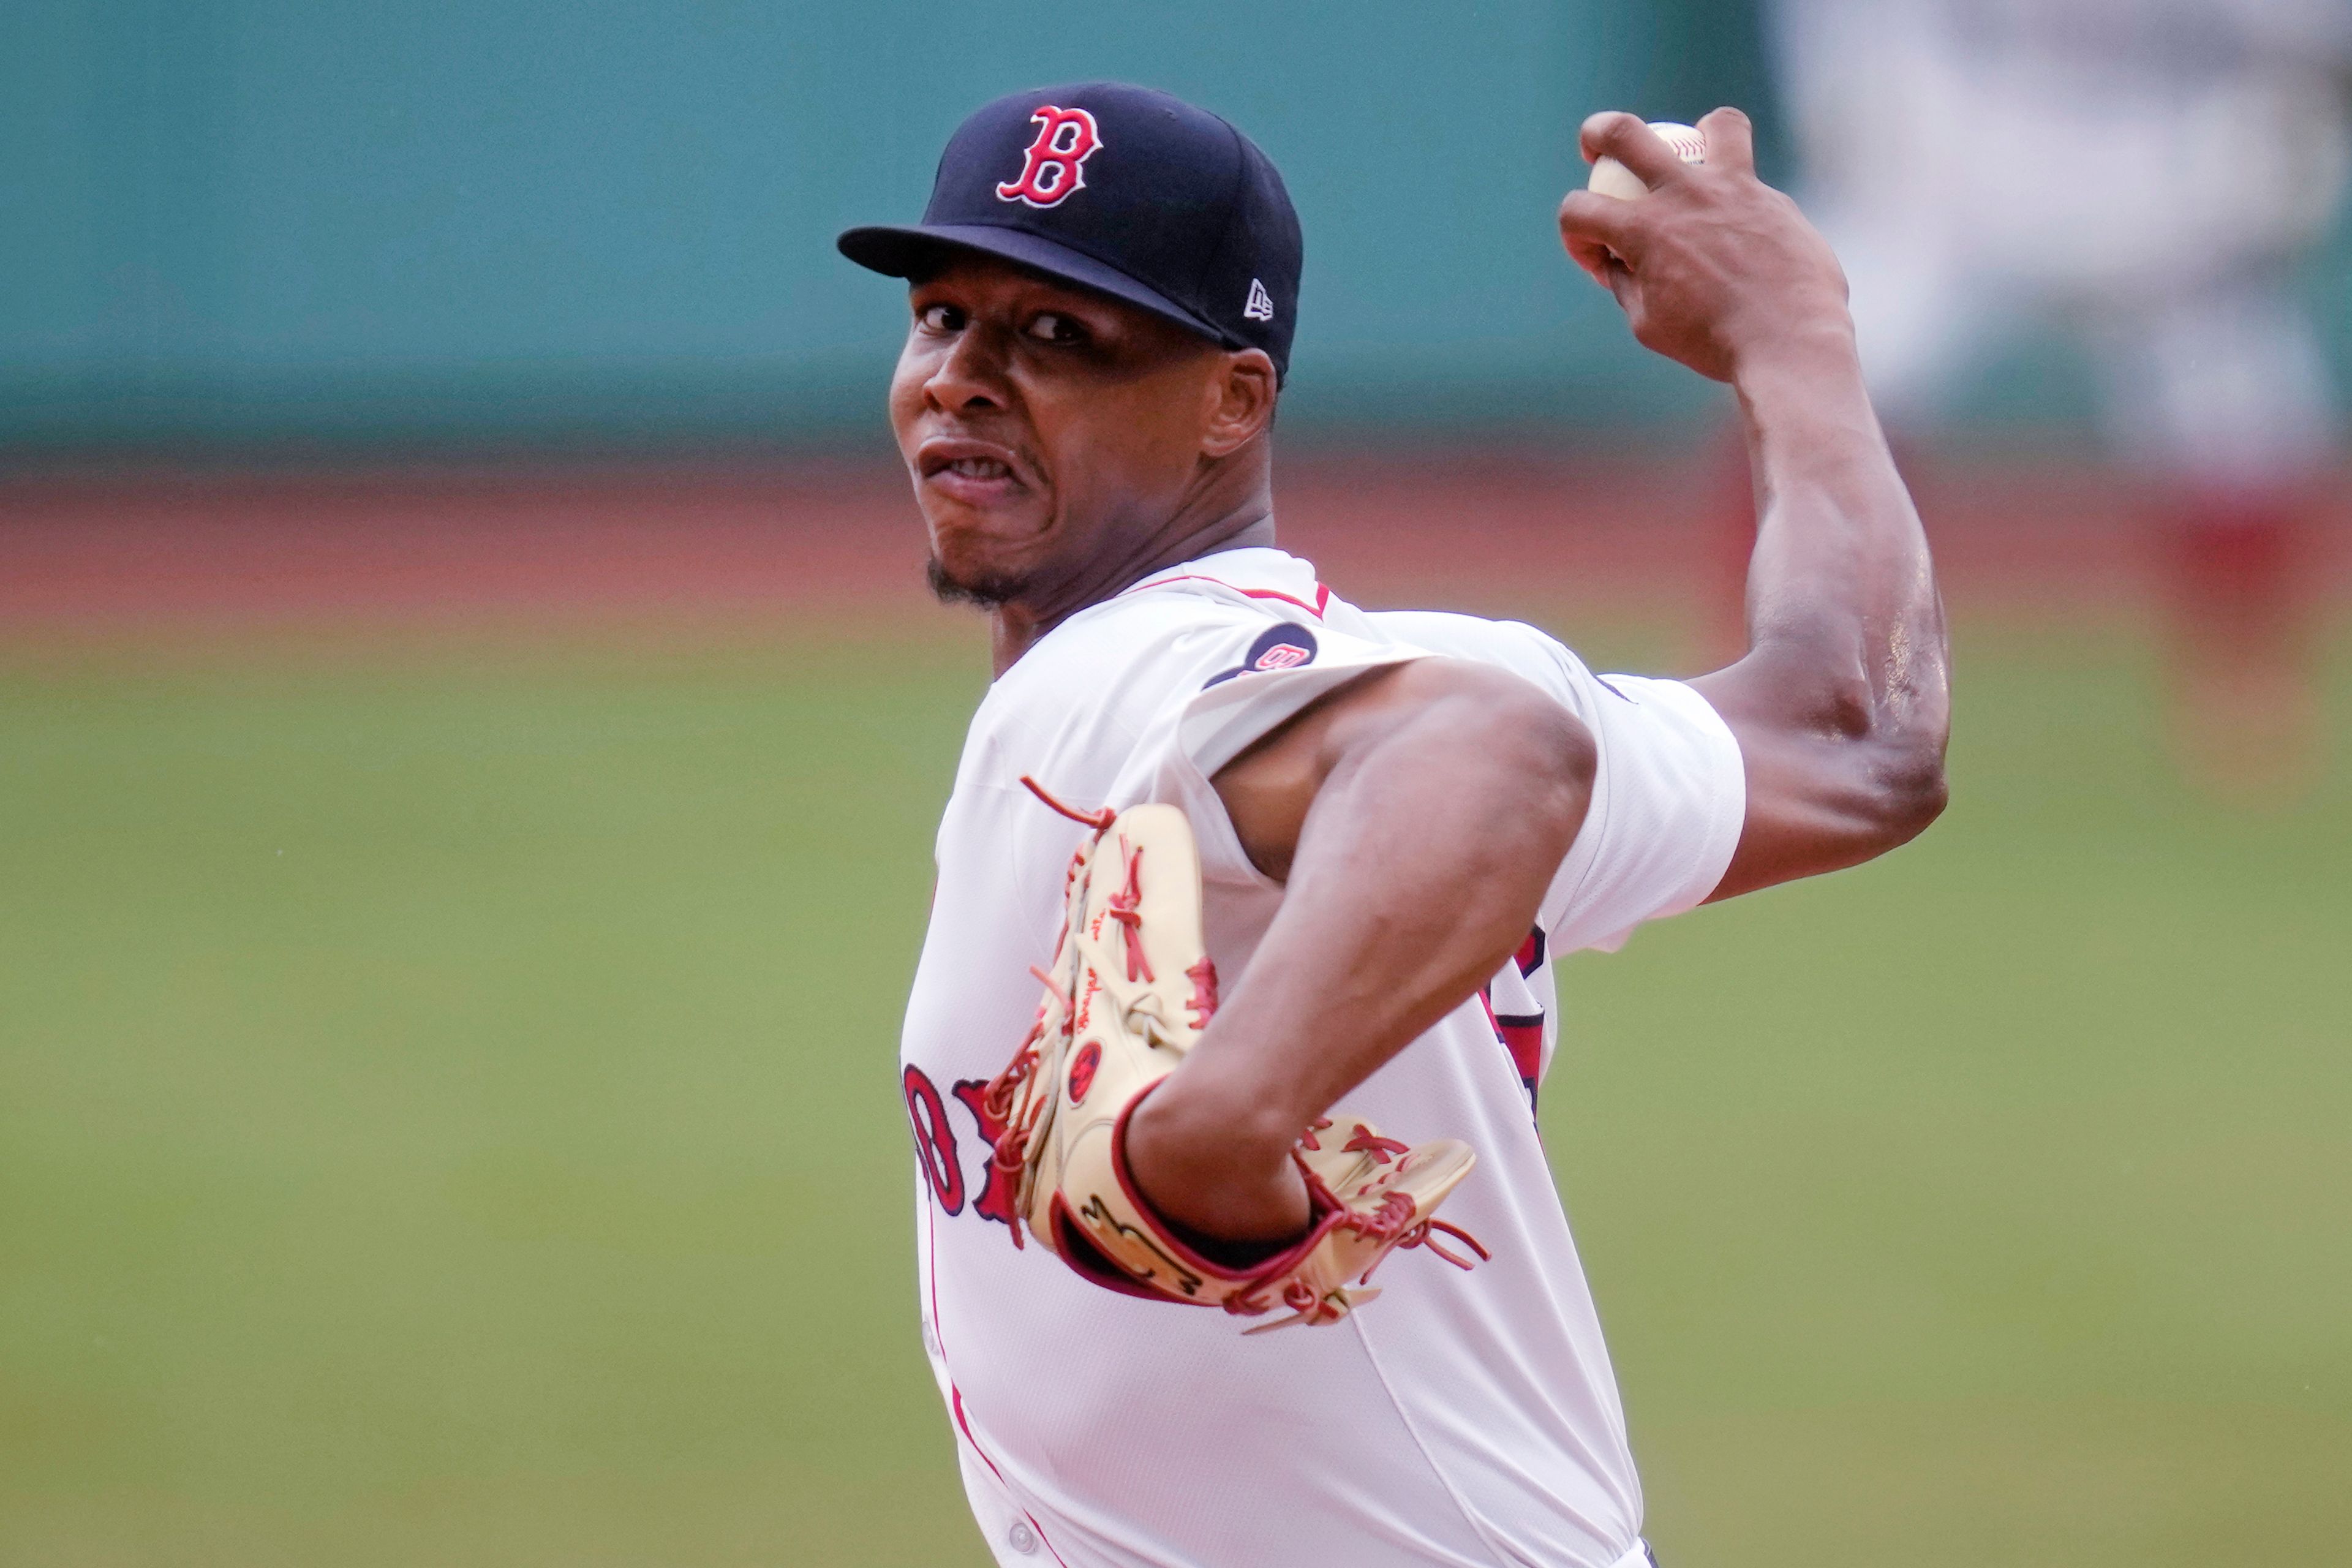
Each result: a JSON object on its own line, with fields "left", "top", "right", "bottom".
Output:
{"left": 996, "top": 106, "right": 1102, "bottom": 209}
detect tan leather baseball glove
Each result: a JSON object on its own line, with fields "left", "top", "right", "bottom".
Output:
{"left": 968, "top": 778, "right": 1486, "bottom": 1333}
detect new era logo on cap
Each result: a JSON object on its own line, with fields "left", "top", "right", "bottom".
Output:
{"left": 837, "top": 83, "right": 1305, "bottom": 380}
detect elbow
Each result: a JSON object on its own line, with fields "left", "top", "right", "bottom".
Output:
{"left": 1822, "top": 666, "right": 1948, "bottom": 851}
{"left": 1863, "top": 731, "right": 1949, "bottom": 851}
{"left": 1547, "top": 702, "right": 1600, "bottom": 821}
{"left": 1418, "top": 660, "right": 1596, "bottom": 854}
{"left": 1491, "top": 684, "right": 1598, "bottom": 855}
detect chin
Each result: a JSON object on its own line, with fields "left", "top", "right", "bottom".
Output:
{"left": 924, "top": 513, "right": 1057, "bottom": 609}
{"left": 925, "top": 554, "right": 1036, "bottom": 610}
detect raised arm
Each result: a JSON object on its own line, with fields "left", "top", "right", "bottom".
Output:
{"left": 1558, "top": 109, "right": 1950, "bottom": 900}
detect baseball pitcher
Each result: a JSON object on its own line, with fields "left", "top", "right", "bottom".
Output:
{"left": 840, "top": 83, "right": 1951, "bottom": 1568}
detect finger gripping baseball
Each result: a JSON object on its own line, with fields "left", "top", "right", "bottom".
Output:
{"left": 1581, "top": 116, "right": 1705, "bottom": 198}
{"left": 982, "top": 786, "right": 1487, "bottom": 1331}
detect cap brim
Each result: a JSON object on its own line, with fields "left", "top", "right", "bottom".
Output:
{"left": 836, "top": 223, "right": 1234, "bottom": 348}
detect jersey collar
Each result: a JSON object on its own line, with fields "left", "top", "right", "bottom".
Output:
{"left": 1118, "top": 546, "right": 1332, "bottom": 622}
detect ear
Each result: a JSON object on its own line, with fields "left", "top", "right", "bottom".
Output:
{"left": 1200, "top": 349, "right": 1278, "bottom": 459}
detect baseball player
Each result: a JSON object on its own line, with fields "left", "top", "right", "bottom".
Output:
{"left": 840, "top": 83, "right": 1950, "bottom": 1567}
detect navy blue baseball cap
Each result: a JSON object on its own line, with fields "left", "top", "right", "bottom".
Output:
{"left": 838, "top": 83, "right": 1303, "bottom": 380}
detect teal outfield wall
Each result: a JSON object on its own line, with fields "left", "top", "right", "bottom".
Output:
{"left": 3, "top": 1, "right": 1800, "bottom": 450}
{"left": 13, "top": 2, "right": 2348, "bottom": 452}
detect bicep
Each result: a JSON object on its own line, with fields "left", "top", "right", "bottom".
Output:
{"left": 1703, "top": 720, "right": 1910, "bottom": 900}
{"left": 1693, "top": 658, "right": 1948, "bottom": 902}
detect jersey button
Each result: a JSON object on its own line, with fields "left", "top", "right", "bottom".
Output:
{"left": 1006, "top": 1521, "right": 1039, "bottom": 1555}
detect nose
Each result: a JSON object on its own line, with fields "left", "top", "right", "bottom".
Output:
{"left": 925, "top": 321, "right": 1011, "bottom": 415}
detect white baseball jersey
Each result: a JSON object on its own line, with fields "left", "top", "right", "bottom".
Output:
{"left": 900, "top": 545, "right": 1744, "bottom": 1568}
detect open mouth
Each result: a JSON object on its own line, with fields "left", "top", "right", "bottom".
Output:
{"left": 939, "top": 456, "right": 1011, "bottom": 481}
{"left": 917, "top": 438, "right": 1033, "bottom": 507}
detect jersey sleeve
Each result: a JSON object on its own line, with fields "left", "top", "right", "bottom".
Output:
{"left": 1365, "top": 612, "right": 1745, "bottom": 955}
{"left": 1539, "top": 670, "right": 1744, "bottom": 953}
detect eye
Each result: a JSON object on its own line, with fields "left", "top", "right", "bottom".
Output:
{"left": 1025, "top": 311, "right": 1088, "bottom": 346}
{"left": 916, "top": 302, "right": 963, "bottom": 333}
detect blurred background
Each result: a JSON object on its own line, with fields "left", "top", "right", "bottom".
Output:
{"left": 4, "top": 2, "right": 2347, "bottom": 1565}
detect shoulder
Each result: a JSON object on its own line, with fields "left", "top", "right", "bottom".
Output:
{"left": 1364, "top": 610, "right": 1616, "bottom": 713}
{"left": 1367, "top": 609, "right": 1555, "bottom": 665}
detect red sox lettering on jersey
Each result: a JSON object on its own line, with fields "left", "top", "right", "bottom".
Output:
{"left": 995, "top": 107, "right": 1103, "bottom": 208}
{"left": 903, "top": 1064, "right": 965, "bottom": 1216}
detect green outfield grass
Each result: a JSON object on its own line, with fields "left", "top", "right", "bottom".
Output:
{"left": 3, "top": 621, "right": 2346, "bottom": 1567}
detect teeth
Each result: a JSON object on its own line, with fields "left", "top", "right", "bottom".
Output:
{"left": 946, "top": 457, "right": 1009, "bottom": 479}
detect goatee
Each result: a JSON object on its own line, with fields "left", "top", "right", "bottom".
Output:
{"left": 926, "top": 555, "right": 1031, "bottom": 611}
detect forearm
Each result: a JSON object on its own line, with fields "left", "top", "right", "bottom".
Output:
{"left": 1730, "top": 328, "right": 1945, "bottom": 732}
{"left": 1126, "top": 672, "right": 1591, "bottom": 1242}
{"left": 1561, "top": 107, "right": 1951, "bottom": 897}
{"left": 1690, "top": 330, "right": 1953, "bottom": 894}
{"left": 1555, "top": 109, "right": 1945, "bottom": 772}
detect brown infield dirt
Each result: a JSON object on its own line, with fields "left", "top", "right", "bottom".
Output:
{"left": 2, "top": 447, "right": 2345, "bottom": 654}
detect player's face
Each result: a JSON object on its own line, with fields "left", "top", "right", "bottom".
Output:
{"left": 891, "top": 257, "right": 1228, "bottom": 608}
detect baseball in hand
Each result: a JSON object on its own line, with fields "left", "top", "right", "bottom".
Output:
{"left": 1586, "top": 121, "right": 1707, "bottom": 199}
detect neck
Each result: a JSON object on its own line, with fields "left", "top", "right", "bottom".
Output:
{"left": 988, "top": 453, "right": 1276, "bottom": 677}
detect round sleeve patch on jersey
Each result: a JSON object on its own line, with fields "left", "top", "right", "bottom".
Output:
{"left": 1203, "top": 623, "right": 1319, "bottom": 688}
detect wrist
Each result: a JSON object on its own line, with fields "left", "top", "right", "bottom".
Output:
{"left": 1134, "top": 1060, "right": 1307, "bottom": 1170}
{"left": 1727, "top": 316, "right": 1863, "bottom": 394}
{"left": 1730, "top": 325, "right": 1880, "bottom": 456}
{"left": 1125, "top": 1071, "right": 1311, "bottom": 1245}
